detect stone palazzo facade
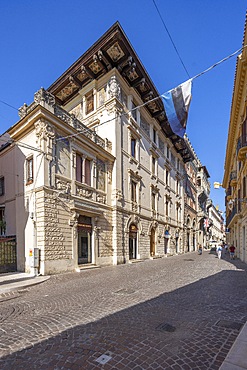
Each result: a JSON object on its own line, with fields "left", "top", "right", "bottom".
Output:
{"left": 223, "top": 14, "right": 247, "bottom": 262}
{"left": 0, "top": 23, "right": 219, "bottom": 274}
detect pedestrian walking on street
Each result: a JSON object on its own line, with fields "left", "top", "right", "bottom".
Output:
{"left": 229, "top": 244, "right": 236, "bottom": 260}
{"left": 217, "top": 244, "right": 223, "bottom": 259}
{"left": 198, "top": 244, "right": 202, "bottom": 255}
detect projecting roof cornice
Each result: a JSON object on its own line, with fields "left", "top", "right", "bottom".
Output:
{"left": 223, "top": 12, "right": 247, "bottom": 187}
{"left": 47, "top": 21, "right": 192, "bottom": 163}
{"left": 48, "top": 22, "right": 164, "bottom": 117}
{"left": 223, "top": 61, "right": 247, "bottom": 187}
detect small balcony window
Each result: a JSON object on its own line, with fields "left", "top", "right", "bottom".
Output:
{"left": 76, "top": 154, "right": 92, "bottom": 186}
{"left": 26, "top": 157, "right": 33, "bottom": 184}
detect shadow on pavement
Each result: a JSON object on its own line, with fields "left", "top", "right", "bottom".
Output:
{"left": 0, "top": 254, "right": 246, "bottom": 369}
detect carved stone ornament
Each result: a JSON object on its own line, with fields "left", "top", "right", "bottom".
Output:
{"left": 56, "top": 179, "right": 71, "bottom": 193}
{"left": 89, "top": 55, "right": 103, "bottom": 74}
{"left": 68, "top": 212, "right": 79, "bottom": 227}
{"left": 97, "top": 193, "right": 106, "bottom": 204}
{"left": 18, "top": 103, "right": 28, "bottom": 118}
{"left": 34, "top": 87, "right": 56, "bottom": 107}
{"left": 35, "top": 119, "right": 55, "bottom": 140}
{"left": 112, "top": 189, "right": 123, "bottom": 201}
{"left": 76, "top": 186, "right": 93, "bottom": 199}
{"left": 108, "top": 76, "right": 121, "bottom": 100}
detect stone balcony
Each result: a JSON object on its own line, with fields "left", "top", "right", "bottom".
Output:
{"left": 237, "top": 136, "right": 247, "bottom": 161}
{"left": 230, "top": 170, "right": 237, "bottom": 187}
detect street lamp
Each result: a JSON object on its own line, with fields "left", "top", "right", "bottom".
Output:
{"left": 228, "top": 198, "right": 247, "bottom": 210}
{"left": 213, "top": 182, "right": 222, "bottom": 189}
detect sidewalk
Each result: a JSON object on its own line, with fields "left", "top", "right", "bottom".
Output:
{"left": 220, "top": 321, "right": 247, "bottom": 369}
{"left": 0, "top": 271, "right": 50, "bottom": 296}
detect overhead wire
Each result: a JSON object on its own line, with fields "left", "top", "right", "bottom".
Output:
{"left": 192, "top": 45, "right": 245, "bottom": 81}
{"left": 0, "top": 44, "right": 245, "bottom": 184}
{"left": 0, "top": 137, "right": 45, "bottom": 153}
{"left": 152, "top": 0, "right": 191, "bottom": 79}
{"left": 55, "top": 44, "right": 245, "bottom": 143}
{"left": 0, "top": 99, "right": 18, "bottom": 111}
{"left": 0, "top": 0, "right": 190, "bottom": 120}
{"left": 0, "top": 44, "right": 245, "bottom": 146}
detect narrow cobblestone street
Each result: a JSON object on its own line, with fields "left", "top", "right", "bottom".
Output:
{"left": 0, "top": 250, "right": 246, "bottom": 369}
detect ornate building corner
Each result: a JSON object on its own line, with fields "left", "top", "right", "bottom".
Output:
{"left": 35, "top": 119, "right": 55, "bottom": 154}
{"left": 34, "top": 88, "right": 56, "bottom": 108}
{"left": 18, "top": 103, "right": 29, "bottom": 118}
{"left": 107, "top": 76, "right": 121, "bottom": 100}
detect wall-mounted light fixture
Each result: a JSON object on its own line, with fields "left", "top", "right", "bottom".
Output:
{"left": 228, "top": 198, "right": 247, "bottom": 210}
{"left": 213, "top": 182, "right": 222, "bottom": 189}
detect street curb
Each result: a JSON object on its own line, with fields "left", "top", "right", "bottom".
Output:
{"left": 0, "top": 276, "right": 50, "bottom": 298}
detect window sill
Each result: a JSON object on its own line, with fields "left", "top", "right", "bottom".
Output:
{"left": 129, "top": 157, "right": 138, "bottom": 165}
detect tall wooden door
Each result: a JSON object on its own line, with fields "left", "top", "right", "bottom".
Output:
{"left": 150, "top": 228, "right": 155, "bottom": 256}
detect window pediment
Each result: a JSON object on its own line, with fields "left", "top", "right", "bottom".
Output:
{"left": 149, "top": 146, "right": 159, "bottom": 158}
{"left": 128, "top": 169, "right": 142, "bottom": 181}
{"left": 127, "top": 124, "right": 141, "bottom": 139}
{"left": 150, "top": 184, "right": 160, "bottom": 193}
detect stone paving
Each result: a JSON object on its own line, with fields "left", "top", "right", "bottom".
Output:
{"left": 0, "top": 250, "right": 246, "bottom": 369}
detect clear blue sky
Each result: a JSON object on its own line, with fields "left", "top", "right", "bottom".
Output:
{"left": 0, "top": 1, "right": 246, "bottom": 215}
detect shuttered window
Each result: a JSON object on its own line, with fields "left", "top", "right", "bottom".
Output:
{"left": 84, "top": 158, "right": 91, "bottom": 186}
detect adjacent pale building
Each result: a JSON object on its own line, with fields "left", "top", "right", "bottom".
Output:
{"left": 184, "top": 136, "right": 212, "bottom": 249}
{"left": 208, "top": 204, "right": 224, "bottom": 244}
